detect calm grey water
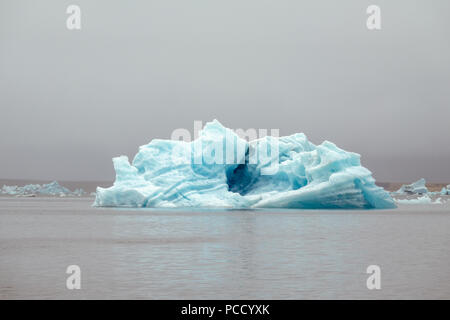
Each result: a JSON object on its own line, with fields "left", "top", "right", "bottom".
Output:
{"left": 1, "top": 197, "right": 450, "bottom": 299}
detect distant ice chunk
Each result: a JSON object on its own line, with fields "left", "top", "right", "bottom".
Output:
{"left": 395, "top": 195, "right": 444, "bottom": 205}
{"left": 441, "top": 186, "right": 450, "bottom": 195}
{"left": 1, "top": 185, "right": 20, "bottom": 195}
{"left": 94, "top": 120, "right": 395, "bottom": 209}
{"left": 396, "top": 195, "right": 432, "bottom": 204}
{"left": 394, "top": 178, "right": 428, "bottom": 195}
{"left": 1, "top": 181, "right": 85, "bottom": 197}
{"left": 38, "top": 181, "right": 71, "bottom": 195}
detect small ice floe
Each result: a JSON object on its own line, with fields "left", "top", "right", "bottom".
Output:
{"left": 394, "top": 178, "right": 428, "bottom": 195}
{"left": 395, "top": 195, "right": 444, "bottom": 205}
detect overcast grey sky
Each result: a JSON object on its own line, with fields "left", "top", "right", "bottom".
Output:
{"left": 1, "top": 0, "right": 449, "bottom": 182}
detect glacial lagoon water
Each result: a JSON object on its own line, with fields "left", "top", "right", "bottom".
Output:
{"left": 1, "top": 196, "right": 450, "bottom": 299}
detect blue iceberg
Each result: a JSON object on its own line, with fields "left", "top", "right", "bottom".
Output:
{"left": 94, "top": 120, "right": 395, "bottom": 209}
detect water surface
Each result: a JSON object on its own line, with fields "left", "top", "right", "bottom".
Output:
{"left": 1, "top": 197, "right": 449, "bottom": 299}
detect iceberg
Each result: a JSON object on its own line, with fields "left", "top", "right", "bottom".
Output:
{"left": 1, "top": 181, "right": 86, "bottom": 197}
{"left": 394, "top": 178, "right": 428, "bottom": 195}
{"left": 94, "top": 120, "right": 395, "bottom": 209}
